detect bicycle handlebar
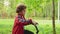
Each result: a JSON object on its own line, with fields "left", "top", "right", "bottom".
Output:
{"left": 33, "top": 25, "right": 39, "bottom": 34}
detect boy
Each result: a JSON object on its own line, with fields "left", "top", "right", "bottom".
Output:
{"left": 12, "top": 4, "right": 37, "bottom": 34}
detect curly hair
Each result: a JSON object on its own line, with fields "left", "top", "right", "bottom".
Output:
{"left": 16, "top": 4, "right": 26, "bottom": 13}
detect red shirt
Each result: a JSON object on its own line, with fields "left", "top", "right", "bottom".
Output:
{"left": 12, "top": 15, "right": 32, "bottom": 34}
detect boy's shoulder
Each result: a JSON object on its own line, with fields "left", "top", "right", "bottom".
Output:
{"left": 15, "top": 15, "right": 22, "bottom": 19}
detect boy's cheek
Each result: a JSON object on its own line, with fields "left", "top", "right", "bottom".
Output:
{"left": 22, "top": 11, "right": 25, "bottom": 15}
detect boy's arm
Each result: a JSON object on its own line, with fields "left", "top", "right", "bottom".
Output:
{"left": 18, "top": 18, "right": 32, "bottom": 26}
{"left": 16, "top": 16, "right": 37, "bottom": 26}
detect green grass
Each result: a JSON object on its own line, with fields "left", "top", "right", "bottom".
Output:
{"left": 0, "top": 19, "right": 60, "bottom": 34}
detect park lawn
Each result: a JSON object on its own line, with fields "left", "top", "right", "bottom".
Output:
{"left": 0, "top": 19, "right": 60, "bottom": 34}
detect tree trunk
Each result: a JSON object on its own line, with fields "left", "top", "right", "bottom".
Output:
{"left": 52, "top": 0, "right": 56, "bottom": 34}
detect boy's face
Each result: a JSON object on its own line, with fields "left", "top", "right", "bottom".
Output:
{"left": 19, "top": 9, "right": 26, "bottom": 16}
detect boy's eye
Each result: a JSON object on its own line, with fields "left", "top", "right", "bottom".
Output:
{"left": 23, "top": 10, "right": 25, "bottom": 12}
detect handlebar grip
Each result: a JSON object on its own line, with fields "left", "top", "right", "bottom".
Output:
{"left": 34, "top": 25, "right": 39, "bottom": 34}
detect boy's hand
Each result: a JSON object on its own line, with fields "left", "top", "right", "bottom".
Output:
{"left": 28, "top": 19, "right": 38, "bottom": 25}
{"left": 32, "top": 21, "right": 38, "bottom": 25}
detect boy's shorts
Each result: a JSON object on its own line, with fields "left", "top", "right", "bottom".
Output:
{"left": 24, "top": 30, "right": 34, "bottom": 34}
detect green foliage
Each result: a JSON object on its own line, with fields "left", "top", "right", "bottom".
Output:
{"left": 0, "top": 0, "right": 58, "bottom": 19}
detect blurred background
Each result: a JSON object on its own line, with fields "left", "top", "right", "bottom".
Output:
{"left": 0, "top": 0, "right": 60, "bottom": 34}
{"left": 0, "top": 0, "right": 58, "bottom": 19}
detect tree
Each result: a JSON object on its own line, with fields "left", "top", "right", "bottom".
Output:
{"left": 52, "top": 0, "right": 56, "bottom": 34}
